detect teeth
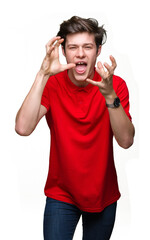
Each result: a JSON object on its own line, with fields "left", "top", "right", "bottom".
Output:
{"left": 77, "top": 62, "right": 86, "bottom": 65}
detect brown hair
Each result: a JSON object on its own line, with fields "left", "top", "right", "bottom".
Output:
{"left": 57, "top": 16, "right": 107, "bottom": 51}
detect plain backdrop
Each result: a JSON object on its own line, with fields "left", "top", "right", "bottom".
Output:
{"left": 0, "top": 0, "right": 149, "bottom": 239}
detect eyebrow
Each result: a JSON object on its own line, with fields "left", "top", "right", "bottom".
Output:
{"left": 67, "top": 43, "right": 95, "bottom": 47}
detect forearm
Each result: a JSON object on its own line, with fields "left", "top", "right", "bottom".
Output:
{"left": 105, "top": 92, "right": 135, "bottom": 149}
{"left": 15, "top": 71, "right": 49, "bottom": 136}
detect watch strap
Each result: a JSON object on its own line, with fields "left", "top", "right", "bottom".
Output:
{"left": 106, "top": 103, "right": 116, "bottom": 108}
{"left": 106, "top": 97, "right": 120, "bottom": 108}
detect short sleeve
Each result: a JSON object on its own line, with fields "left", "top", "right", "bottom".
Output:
{"left": 41, "top": 79, "right": 51, "bottom": 111}
{"left": 114, "top": 77, "right": 132, "bottom": 121}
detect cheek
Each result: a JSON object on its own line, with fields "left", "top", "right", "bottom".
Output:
{"left": 88, "top": 56, "right": 97, "bottom": 67}
{"left": 87, "top": 51, "right": 97, "bottom": 60}
{"left": 65, "top": 51, "right": 75, "bottom": 61}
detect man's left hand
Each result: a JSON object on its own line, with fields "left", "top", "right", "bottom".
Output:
{"left": 86, "top": 55, "right": 117, "bottom": 98}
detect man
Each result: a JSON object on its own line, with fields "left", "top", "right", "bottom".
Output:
{"left": 15, "top": 16, "right": 135, "bottom": 240}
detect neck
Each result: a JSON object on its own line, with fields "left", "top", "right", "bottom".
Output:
{"left": 70, "top": 79, "right": 89, "bottom": 87}
{"left": 68, "top": 70, "right": 94, "bottom": 87}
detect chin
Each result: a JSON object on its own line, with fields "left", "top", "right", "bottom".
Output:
{"left": 75, "top": 76, "right": 87, "bottom": 82}
{"left": 73, "top": 71, "right": 89, "bottom": 82}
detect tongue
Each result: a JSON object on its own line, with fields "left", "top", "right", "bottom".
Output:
{"left": 76, "top": 65, "right": 87, "bottom": 74}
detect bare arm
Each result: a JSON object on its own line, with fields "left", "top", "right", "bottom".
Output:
{"left": 15, "top": 72, "right": 49, "bottom": 136}
{"left": 104, "top": 91, "right": 135, "bottom": 149}
{"left": 86, "top": 56, "right": 135, "bottom": 149}
{"left": 15, "top": 36, "right": 75, "bottom": 136}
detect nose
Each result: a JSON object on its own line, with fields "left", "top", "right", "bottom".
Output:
{"left": 76, "top": 46, "right": 85, "bottom": 58}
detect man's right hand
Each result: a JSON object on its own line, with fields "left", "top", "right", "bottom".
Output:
{"left": 40, "top": 36, "right": 75, "bottom": 77}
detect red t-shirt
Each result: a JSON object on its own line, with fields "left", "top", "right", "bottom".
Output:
{"left": 41, "top": 70, "right": 131, "bottom": 212}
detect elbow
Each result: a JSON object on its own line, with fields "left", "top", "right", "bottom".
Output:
{"left": 117, "top": 136, "right": 134, "bottom": 149}
{"left": 121, "top": 139, "right": 134, "bottom": 149}
{"left": 15, "top": 123, "right": 32, "bottom": 136}
{"left": 117, "top": 126, "right": 135, "bottom": 149}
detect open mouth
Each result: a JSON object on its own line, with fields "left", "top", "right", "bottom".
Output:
{"left": 75, "top": 61, "right": 87, "bottom": 74}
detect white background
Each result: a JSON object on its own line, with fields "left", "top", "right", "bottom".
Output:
{"left": 0, "top": 0, "right": 149, "bottom": 239}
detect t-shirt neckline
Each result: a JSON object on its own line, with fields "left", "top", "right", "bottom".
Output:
{"left": 65, "top": 69, "right": 100, "bottom": 93}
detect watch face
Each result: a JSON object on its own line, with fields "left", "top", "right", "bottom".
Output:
{"left": 114, "top": 97, "right": 120, "bottom": 107}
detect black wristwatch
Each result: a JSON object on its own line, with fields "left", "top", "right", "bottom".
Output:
{"left": 106, "top": 97, "right": 120, "bottom": 108}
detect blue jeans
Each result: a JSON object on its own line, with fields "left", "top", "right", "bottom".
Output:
{"left": 43, "top": 197, "right": 117, "bottom": 240}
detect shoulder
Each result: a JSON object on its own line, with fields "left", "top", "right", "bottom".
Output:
{"left": 45, "top": 71, "right": 66, "bottom": 90}
{"left": 113, "top": 75, "right": 126, "bottom": 86}
{"left": 113, "top": 75, "right": 128, "bottom": 93}
{"left": 113, "top": 75, "right": 130, "bottom": 103}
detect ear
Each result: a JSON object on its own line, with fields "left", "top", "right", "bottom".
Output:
{"left": 62, "top": 46, "right": 66, "bottom": 57}
{"left": 97, "top": 45, "right": 102, "bottom": 57}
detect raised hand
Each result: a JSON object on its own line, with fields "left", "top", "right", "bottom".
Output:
{"left": 40, "top": 36, "right": 75, "bottom": 77}
{"left": 86, "top": 55, "right": 117, "bottom": 98}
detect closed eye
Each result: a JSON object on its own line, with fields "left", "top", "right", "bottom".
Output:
{"left": 85, "top": 46, "right": 92, "bottom": 49}
{"left": 68, "top": 45, "right": 77, "bottom": 50}
{"left": 84, "top": 44, "right": 94, "bottom": 50}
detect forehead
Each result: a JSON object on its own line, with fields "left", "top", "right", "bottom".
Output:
{"left": 65, "top": 32, "right": 95, "bottom": 45}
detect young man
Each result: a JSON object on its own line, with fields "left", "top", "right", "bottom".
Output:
{"left": 15, "top": 16, "right": 135, "bottom": 240}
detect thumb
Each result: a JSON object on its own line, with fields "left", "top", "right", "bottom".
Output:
{"left": 61, "top": 63, "right": 76, "bottom": 71}
{"left": 96, "top": 61, "right": 106, "bottom": 79}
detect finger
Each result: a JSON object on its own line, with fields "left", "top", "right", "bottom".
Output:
{"left": 96, "top": 61, "right": 106, "bottom": 79}
{"left": 61, "top": 63, "right": 76, "bottom": 71}
{"left": 103, "top": 62, "right": 113, "bottom": 74}
{"left": 97, "top": 61, "right": 106, "bottom": 75}
{"left": 46, "top": 36, "right": 61, "bottom": 48}
{"left": 45, "top": 36, "right": 61, "bottom": 53}
{"left": 52, "top": 38, "right": 64, "bottom": 56}
{"left": 54, "top": 38, "right": 64, "bottom": 47}
{"left": 46, "top": 45, "right": 55, "bottom": 56}
{"left": 86, "top": 78, "right": 102, "bottom": 87}
{"left": 110, "top": 55, "right": 117, "bottom": 70}
{"left": 103, "top": 56, "right": 117, "bottom": 74}
{"left": 97, "top": 61, "right": 105, "bottom": 72}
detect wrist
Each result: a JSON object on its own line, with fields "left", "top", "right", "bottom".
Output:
{"left": 104, "top": 90, "right": 117, "bottom": 104}
{"left": 33, "top": 71, "right": 50, "bottom": 91}
{"left": 37, "top": 70, "right": 51, "bottom": 82}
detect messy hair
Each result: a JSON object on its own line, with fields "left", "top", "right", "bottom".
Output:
{"left": 57, "top": 16, "right": 107, "bottom": 51}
